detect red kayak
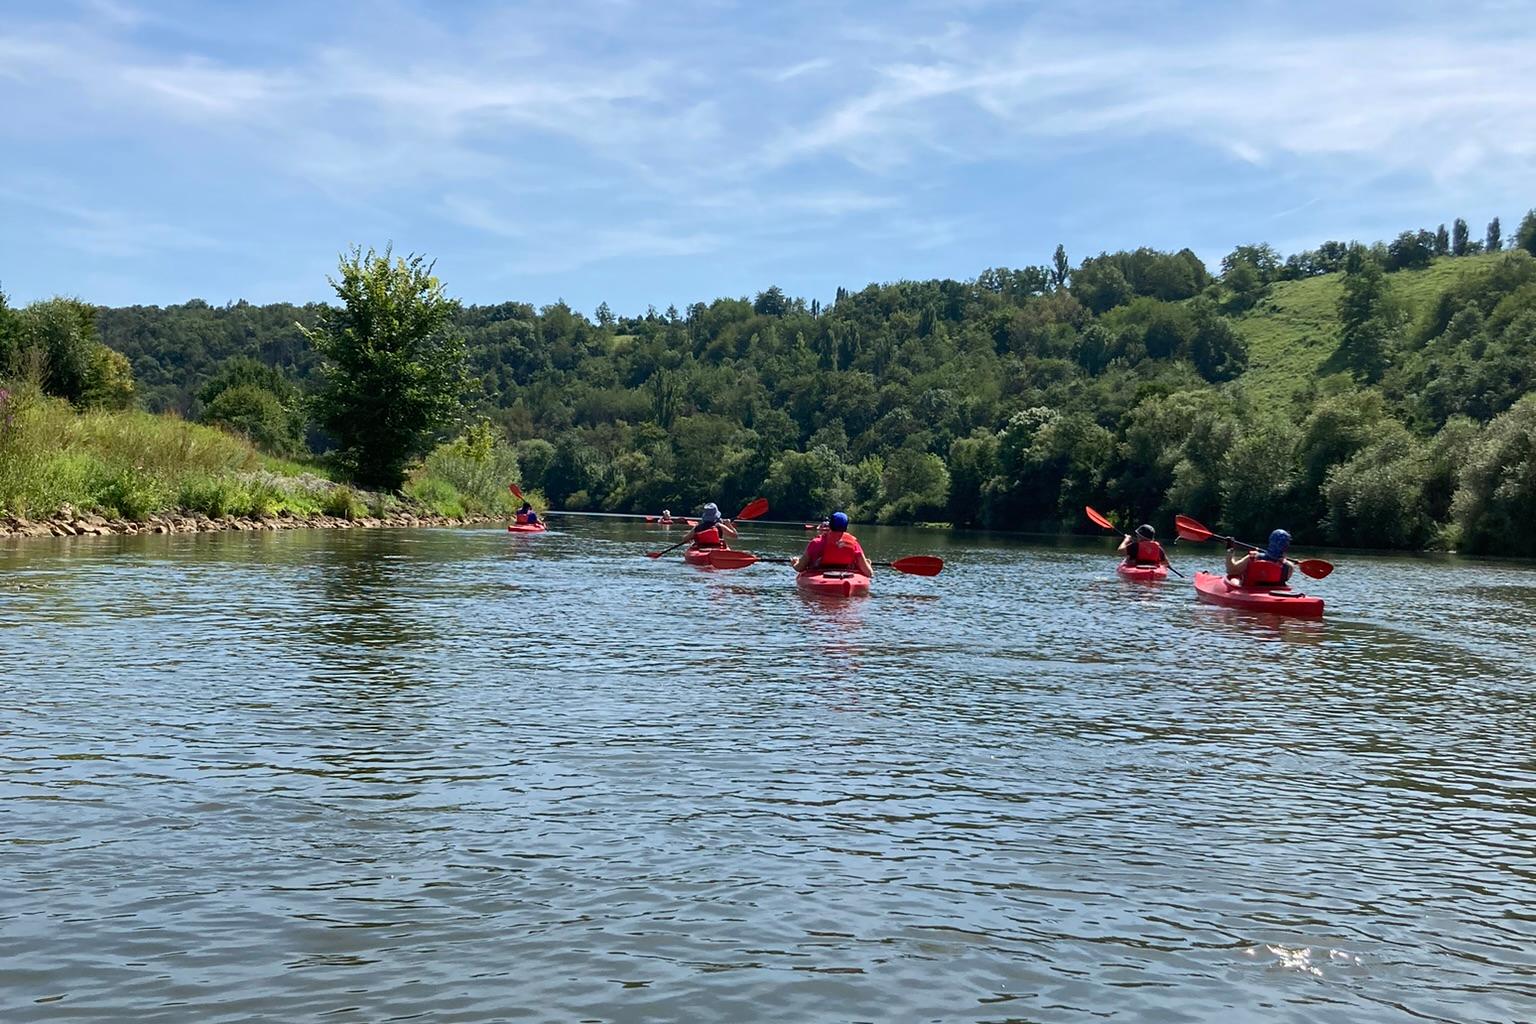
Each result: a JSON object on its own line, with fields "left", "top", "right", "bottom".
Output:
{"left": 507, "top": 522, "right": 547, "bottom": 534}
{"left": 646, "top": 517, "right": 695, "bottom": 527}
{"left": 683, "top": 545, "right": 721, "bottom": 567}
{"left": 796, "top": 570, "right": 871, "bottom": 597}
{"left": 1193, "top": 571, "right": 1323, "bottom": 618}
{"left": 1117, "top": 562, "right": 1168, "bottom": 582}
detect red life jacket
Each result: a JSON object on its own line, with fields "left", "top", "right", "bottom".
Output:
{"left": 515, "top": 512, "right": 530, "bottom": 524}
{"left": 694, "top": 525, "right": 722, "bottom": 546}
{"left": 1128, "top": 540, "right": 1164, "bottom": 564}
{"left": 1242, "top": 557, "right": 1286, "bottom": 587}
{"left": 815, "top": 531, "right": 860, "bottom": 569}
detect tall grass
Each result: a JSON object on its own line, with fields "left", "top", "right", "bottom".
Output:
{"left": 0, "top": 385, "right": 332, "bottom": 519}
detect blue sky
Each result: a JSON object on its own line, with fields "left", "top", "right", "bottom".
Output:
{"left": 2, "top": 0, "right": 1533, "bottom": 315}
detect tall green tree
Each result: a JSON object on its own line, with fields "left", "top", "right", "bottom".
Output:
{"left": 303, "top": 246, "right": 469, "bottom": 488}
{"left": 18, "top": 297, "right": 103, "bottom": 404}
{"left": 1337, "top": 251, "right": 1397, "bottom": 383}
{"left": 1434, "top": 224, "right": 1450, "bottom": 256}
{"left": 1452, "top": 218, "right": 1471, "bottom": 257}
{"left": 1516, "top": 209, "right": 1536, "bottom": 256}
{"left": 1051, "top": 244, "right": 1070, "bottom": 289}
{"left": 1486, "top": 217, "right": 1502, "bottom": 253}
{"left": 0, "top": 285, "right": 17, "bottom": 372}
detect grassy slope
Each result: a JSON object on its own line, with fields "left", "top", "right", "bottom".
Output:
{"left": 0, "top": 386, "right": 523, "bottom": 522}
{"left": 1232, "top": 253, "right": 1502, "bottom": 406}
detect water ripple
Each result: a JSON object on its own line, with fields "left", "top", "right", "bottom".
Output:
{"left": 2, "top": 524, "right": 1533, "bottom": 1022}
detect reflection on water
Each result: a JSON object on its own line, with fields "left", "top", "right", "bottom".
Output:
{"left": 1, "top": 522, "right": 1534, "bottom": 1023}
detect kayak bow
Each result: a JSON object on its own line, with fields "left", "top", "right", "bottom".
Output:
{"left": 795, "top": 570, "right": 872, "bottom": 597}
{"left": 1116, "top": 562, "right": 1168, "bottom": 582}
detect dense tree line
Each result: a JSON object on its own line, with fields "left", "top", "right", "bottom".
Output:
{"left": 6, "top": 207, "right": 1536, "bottom": 554}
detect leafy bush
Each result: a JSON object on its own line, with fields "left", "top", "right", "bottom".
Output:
{"left": 96, "top": 466, "right": 168, "bottom": 520}
{"left": 412, "top": 420, "right": 519, "bottom": 513}
{"left": 178, "top": 476, "right": 245, "bottom": 518}
{"left": 1452, "top": 395, "right": 1536, "bottom": 555}
{"left": 403, "top": 477, "right": 465, "bottom": 518}
{"left": 322, "top": 485, "right": 365, "bottom": 520}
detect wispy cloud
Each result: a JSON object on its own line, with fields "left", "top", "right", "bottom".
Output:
{"left": 1, "top": 0, "right": 1533, "bottom": 308}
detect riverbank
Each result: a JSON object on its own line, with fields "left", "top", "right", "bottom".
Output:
{"left": 2, "top": 508, "right": 501, "bottom": 540}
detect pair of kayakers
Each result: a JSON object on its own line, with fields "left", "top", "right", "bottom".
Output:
{"left": 1116, "top": 521, "right": 1295, "bottom": 587}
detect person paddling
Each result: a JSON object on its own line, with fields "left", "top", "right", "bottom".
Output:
{"left": 684, "top": 503, "right": 737, "bottom": 550}
{"left": 1226, "top": 529, "right": 1294, "bottom": 588}
{"left": 792, "top": 512, "right": 874, "bottom": 578}
{"left": 514, "top": 501, "right": 540, "bottom": 526}
{"left": 1117, "top": 524, "right": 1168, "bottom": 569}
{"left": 659, "top": 508, "right": 674, "bottom": 524}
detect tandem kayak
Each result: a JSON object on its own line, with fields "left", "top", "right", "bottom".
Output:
{"left": 1116, "top": 562, "right": 1168, "bottom": 582}
{"left": 507, "top": 522, "right": 547, "bottom": 533}
{"left": 796, "top": 570, "right": 872, "bottom": 597}
{"left": 1193, "top": 571, "right": 1323, "bottom": 618}
{"left": 683, "top": 545, "right": 722, "bottom": 567}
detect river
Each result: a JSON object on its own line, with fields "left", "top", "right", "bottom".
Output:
{"left": 2, "top": 519, "right": 1533, "bottom": 1023}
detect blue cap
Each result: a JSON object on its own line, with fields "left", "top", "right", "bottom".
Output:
{"left": 829, "top": 511, "right": 849, "bottom": 532}
{"left": 1264, "top": 529, "right": 1292, "bottom": 560}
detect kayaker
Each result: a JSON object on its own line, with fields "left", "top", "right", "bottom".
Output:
{"left": 1117, "top": 524, "right": 1168, "bottom": 567}
{"left": 660, "top": 508, "right": 674, "bottom": 524}
{"left": 685, "top": 503, "right": 737, "bottom": 549}
{"left": 792, "top": 512, "right": 874, "bottom": 577}
{"left": 514, "top": 502, "right": 540, "bottom": 526}
{"left": 1226, "top": 529, "right": 1294, "bottom": 587}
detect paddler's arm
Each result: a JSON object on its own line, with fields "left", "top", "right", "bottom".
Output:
{"left": 1224, "top": 544, "right": 1251, "bottom": 577}
{"left": 1116, "top": 534, "right": 1131, "bottom": 554}
{"left": 855, "top": 550, "right": 874, "bottom": 577}
{"left": 719, "top": 519, "right": 739, "bottom": 538}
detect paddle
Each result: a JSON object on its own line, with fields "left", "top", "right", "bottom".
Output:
{"left": 707, "top": 550, "right": 944, "bottom": 576}
{"left": 1084, "top": 505, "right": 1185, "bottom": 579}
{"left": 646, "top": 497, "right": 769, "bottom": 559}
{"left": 1174, "top": 514, "right": 1334, "bottom": 580}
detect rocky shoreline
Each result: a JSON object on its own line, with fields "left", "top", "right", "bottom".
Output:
{"left": 2, "top": 509, "right": 503, "bottom": 540}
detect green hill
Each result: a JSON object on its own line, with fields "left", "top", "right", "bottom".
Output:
{"left": 1234, "top": 253, "right": 1505, "bottom": 406}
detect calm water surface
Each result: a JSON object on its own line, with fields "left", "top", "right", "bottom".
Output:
{"left": 2, "top": 519, "right": 1534, "bottom": 1023}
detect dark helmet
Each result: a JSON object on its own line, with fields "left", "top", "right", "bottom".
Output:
{"left": 1135, "top": 524, "right": 1155, "bottom": 539}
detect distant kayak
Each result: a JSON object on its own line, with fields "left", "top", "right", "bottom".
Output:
{"left": 795, "top": 570, "right": 871, "bottom": 597}
{"left": 1193, "top": 571, "right": 1323, "bottom": 618}
{"left": 507, "top": 522, "right": 547, "bottom": 534}
{"left": 683, "top": 545, "right": 720, "bottom": 567}
{"left": 1117, "top": 562, "right": 1168, "bottom": 582}
{"left": 646, "top": 517, "right": 695, "bottom": 527}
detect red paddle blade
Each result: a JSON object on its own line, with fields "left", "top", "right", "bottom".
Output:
{"left": 1175, "top": 514, "right": 1214, "bottom": 542}
{"left": 734, "top": 497, "right": 769, "bottom": 521}
{"left": 1297, "top": 558, "right": 1334, "bottom": 580}
{"left": 707, "top": 550, "right": 760, "bottom": 570}
{"left": 890, "top": 556, "right": 944, "bottom": 576}
{"left": 508, "top": 482, "right": 526, "bottom": 501}
{"left": 1084, "top": 506, "right": 1119, "bottom": 533}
